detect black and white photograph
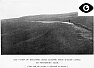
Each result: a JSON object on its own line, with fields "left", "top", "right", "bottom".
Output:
{"left": 1, "top": 0, "right": 93, "bottom": 55}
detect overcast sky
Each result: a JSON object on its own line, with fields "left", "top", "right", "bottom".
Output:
{"left": 0, "top": 0, "right": 78, "bottom": 19}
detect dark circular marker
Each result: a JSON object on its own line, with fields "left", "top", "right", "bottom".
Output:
{"left": 79, "top": 3, "right": 93, "bottom": 13}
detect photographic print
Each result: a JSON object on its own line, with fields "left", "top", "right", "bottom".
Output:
{"left": 1, "top": 0, "right": 93, "bottom": 55}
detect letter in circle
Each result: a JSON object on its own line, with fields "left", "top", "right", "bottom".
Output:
{"left": 79, "top": 3, "right": 93, "bottom": 13}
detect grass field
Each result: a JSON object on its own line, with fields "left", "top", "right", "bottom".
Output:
{"left": 1, "top": 12, "right": 93, "bottom": 55}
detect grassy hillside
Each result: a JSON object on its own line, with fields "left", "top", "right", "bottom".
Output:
{"left": 1, "top": 12, "right": 93, "bottom": 34}
{"left": 1, "top": 12, "right": 93, "bottom": 54}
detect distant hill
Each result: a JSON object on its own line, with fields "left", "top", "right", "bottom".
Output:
{"left": 1, "top": 12, "right": 93, "bottom": 34}
{"left": 1, "top": 12, "right": 93, "bottom": 54}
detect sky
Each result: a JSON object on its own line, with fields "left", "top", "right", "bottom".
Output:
{"left": 0, "top": 0, "right": 78, "bottom": 19}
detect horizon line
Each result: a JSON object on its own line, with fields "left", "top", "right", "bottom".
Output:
{"left": 1, "top": 11, "right": 78, "bottom": 20}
